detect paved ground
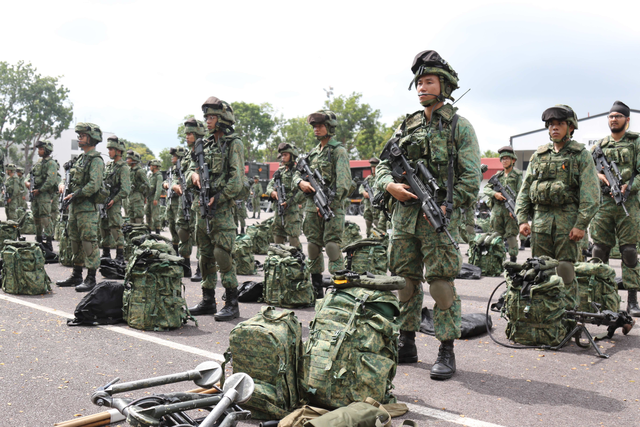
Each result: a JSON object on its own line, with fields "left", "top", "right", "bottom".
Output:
{"left": 1, "top": 210, "right": 639, "bottom": 426}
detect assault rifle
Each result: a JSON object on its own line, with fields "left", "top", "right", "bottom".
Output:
{"left": 176, "top": 157, "right": 192, "bottom": 223}
{"left": 28, "top": 168, "right": 36, "bottom": 202}
{"left": 488, "top": 174, "right": 517, "bottom": 219}
{"left": 592, "top": 144, "right": 634, "bottom": 216}
{"left": 379, "top": 137, "right": 458, "bottom": 249}
{"left": 59, "top": 161, "right": 73, "bottom": 217}
{"left": 99, "top": 182, "right": 120, "bottom": 220}
{"left": 362, "top": 178, "right": 376, "bottom": 204}
{"left": 166, "top": 165, "right": 174, "bottom": 200}
{"left": 273, "top": 170, "right": 287, "bottom": 226}
{"left": 194, "top": 138, "right": 214, "bottom": 232}
{"left": 3, "top": 183, "right": 10, "bottom": 206}
{"left": 295, "top": 156, "right": 335, "bottom": 221}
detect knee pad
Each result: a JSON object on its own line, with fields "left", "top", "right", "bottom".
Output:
{"left": 556, "top": 261, "right": 575, "bottom": 285}
{"left": 71, "top": 240, "right": 80, "bottom": 255}
{"left": 110, "top": 228, "right": 119, "bottom": 241}
{"left": 429, "top": 279, "right": 454, "bottom": 309}
{"left": 620, "top": 244, "right": 638, "bottom": 268}
{"left": 82, "top": 241, "right": 95, "bottom": 257}
{"left": 274, "top": 235, "right": 286, "bottom": 244}
{"left": 178, "top": 228, "right": 190, "bottom": 243}
{"left": 308, "top": 242, "right": 321, "bottom": 260}
{"left": 398, "top": 278, "right": 421, "bottom": 303}
{"left": 592, "top": 243, "right": 611, "bottom": 264}
{"left": 213, "top": 246, "right": 232, "bottom": 273}
{"left": 326, "top": 242, "right": 341, "bottom": 261}
{"left": 289, "top": 236, "right": 301, "bottom": 249}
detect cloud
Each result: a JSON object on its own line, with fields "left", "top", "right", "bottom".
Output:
{"left": 56, "top": 18, "right": 108, "bottom": 45}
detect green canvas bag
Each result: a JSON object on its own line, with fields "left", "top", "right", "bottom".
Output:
{"left": 574, "top": 260, "right": 620, "bottom": 313}
{"left": 300, "top": 287, "right": 400, "bottom": 409}
{"left": 246, "top": 217, "right": 275, "bottom": 255}
{"left": 2, "top": 241, "right": 51, "bottom": 295}
{"left": 234, "top": 234, "right": 256, "bottom": 275}
{"left": 263, "top": 244, "right": 315, "bottom": 308}
{"left": 0, "top": 221, "right": 20, "bottom": 253}
{"left": 224, "top": 306, "right": 302, "bottom": 420}
{"left": 58, "top": 227, "right": 74, "bottom": 267}
{"left": 469, "top": 232, "right": 506, "bottom": 277}
{"left": 122, "top": 223, "right": 151, "bottom": 261}
{"left": 343, "top": 238, "right": 388, "bottom": 275}
{"left": 17, "top": 208, "right": 36, "bottom": 235}
{"left": 342, "top": 220, "right": 362, "bottom": 247}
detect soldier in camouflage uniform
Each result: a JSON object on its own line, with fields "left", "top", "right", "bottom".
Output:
{"left": 360, "top": 157, "right": 380, "bottom": 237}
{"left": 26, "top": 141, "right": 58, "bottom": 251}
{"left": 250, "top": 175, "right": 262, "bottom": 219}
{"left": 234, "top": 193, "right": 248, "bottom": 234}
{"left": 187, "top": 97, "right": 245, "bottom": 321}
{"left": 267, "top": 142, "right": 303, "bottom": 249}
{"left": 483, "top": 146, "right": 523, "bottom": 262}
{"left": 164, "top": 147, "right": 186, "bottom": 255}
{"left": 99, "top": 136, "right": 131, "bottom": 262}
{"left": 126, "top": 151, "right": 149, "bottom": 224}
{"left": 46, "top": 161, "right": 62, "bottom": 239}
{"left": 146, "top": 159, "right": 164, "bottom": 233}
{"left": 3, "top": 165, "right": 21, "bottom": 221}
{"left": 16, "top": 167, "right": 28, "bottom": 210}
{"left": 376, "top": 50, "right": 480, "bottom": 380}
{"left": 56, "top": 123, "right": 106, "bottom": 292}
{"left": 516, "top": 105, "right": 600, "bottom": 306}
{"left": 589, "top": 101, "right": 640, "bottom": 317}
{"left": 293, "top": 109, "right": 351, "bottom": 298}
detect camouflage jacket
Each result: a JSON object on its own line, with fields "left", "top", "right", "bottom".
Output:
{"left": 251, "top": 182, "right": 263, "bottom": 199}
{"left": 105, "top": 159, "right": 131, "bottom": 205}
{"left": 32, "top": 156, "right": 59, "bottom": 194}
{"left": 592, "top": 131, "right": 640, "bottom": 198}
{"left": 376, "top": 104, "right": 481, "bottom": 235}
{"left": 69, "top": 149, "right": 105, "bottom": 213}
{"left": 516, "top": 139, "right": 600, "bottom": 231}
{"left": 293, "top": 138, "right": 352, "bottom": 212}
{"left": 148, "top": 171, "right": 163, "bottom": 201}
{"left": 171, "top": 149, "right": 196, "bottom": 196}
{"left": 5, "top": 176, "right": 21, "bottom": 202}
{"left": 130, "top": 164, "right": 150, "bottom": 197}
{"left": 482, "top": 167, "right": 523, "bottom": 211}
{"left": 266, "top": 163, "right": 303, "bottom": 220}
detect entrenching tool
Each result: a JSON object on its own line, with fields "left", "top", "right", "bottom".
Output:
{"left": 199, "top": 373, "right": 255, "bottom": 427}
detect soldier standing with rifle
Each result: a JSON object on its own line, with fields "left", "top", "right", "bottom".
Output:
{"left": 359, "top": 157, "right": 380, "bottom": 237}
{"left": 589, "top": 101, "right": 640, "bottom": 317}
{"left": 187, "top": 97, "right": 245, "bottom": 321}
{"left": 482, "top": 146, "right": 522, "bottom": 262}
{"left": 376, "top": 50, "right": 481, "bottom": 380}
{"left": 56, "top": 123, "right": 106, "bottom": 292}
{"left": 267, "top": 142, "right": 303, "bottom": 250}
{"left": 16, "top": 167, "right": 28, "bottom": 210}
{"left": 4, "top": 165, "right": 20, "bottom": 221}
{"left": 99, "top": 136, "right": 131, "bottom": 262}
{"left": 293, "top": 109, "right": 351, "bottom": 298}
{"left": 126, "top": 151, "right": 149, "bottom": 225}
{"left": 146, "top": 159, "right": 164, "bottom": 233}
{"left": 250, "top": 176, "right": 262, "bottom": 219}
{"left": 26, "top": 140, "right": 58, "bottom": 252}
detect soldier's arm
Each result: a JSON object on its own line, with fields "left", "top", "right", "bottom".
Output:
{"left": 631, "top": 139, "right": 640, "bottom": 193}
{"left": 482, "top": 177, "right": 497, "bottom": 199}
{"left": 40, "top": 161, "right": 59, "bottom": 193}
{"left": 375, "top": 159, "right": 393, "bottom": 192}
{"left": 113, "top": 166, "right": 131, "bottom": 203}
{"left": 333, "top": 146, "right": 352, "bottom": 202}
{"left": 154, "top": 175, "right": 162, "bottom": 200}
{"left": 515, "top": 156, "right": 535, "bottom": 225}
{"left": 452, "top": 117, "right": 481, "bottom": 209}
{"left": 574, "top": 149, "right": 601, "bottom": 231}
{"left": 74, "top": 157, "right": 104, "bottom": 199}
{"left": 217, "top": 138, "right": 245, "bottom": 203}
{"left": 266, "top": 176, "right": 276, "bottom": 196}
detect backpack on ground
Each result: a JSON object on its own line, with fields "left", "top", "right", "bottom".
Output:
{"left": 238, "top": 280, "right": 263, "bottom": 302}
{"left": 1, "top": 241, "right": 51, "bottom": 295}
{"left": 246, "top": 217, "right": 275, "bottom": 255}
{"left": 17, "top": 208, "right": 36, "bottom": 235}
{"left": 122, "top": 223, "right": 151, "bottom": 260}
{"left": 67, "top": 281, "right": 125, "bottom": 326}
{"left": 122, "top": 240, "right": 195, "bottom": 331}
{"left": 343, "top": 236, "right": 388, "bottom": 275}
{"left": 300, "top": 287, "right": 400, "bottom": 409}
{"left": 234, "top": 234, "right": 256, "bottom": 275}
{"left": 100, "top": 258, "right": 126, "bottom": 280}
{"left": 0, "top": 220, "right": 20, "bottom": 253}
{"left": 263, "top": 244, "right": 315, "bottom": 308}
{"left": 574, "top": 260, "right": 620, "bottom": 313}
{"left": 224, "top": 306, "right": 302, "bottom": 420}
{"left": 342, "top": 220, "right": 362, "bottom": 247}
{"left": 469, "top": 232, "right": 506, "bottom": 277}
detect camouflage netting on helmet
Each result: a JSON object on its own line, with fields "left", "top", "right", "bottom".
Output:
{"left": 75, "top": 122, "right": 103, "bottom": 143}
{"left": 307, "top": 109, "right": 338, "bottom": 139}
{"left": 170, "top": 147, "right": 187, "bottom": 158}
{"left": 498, "top": 145, "right": 517, "bottom": 160}
{"left": 202, "top": 96, "right": 235, "bottom": 133}
{"left": 409, "top": 50, "right": 459, "bottom": 102}
{"left": 184, "top": 117, "right": 207, "bottom": 136}
{"left": 106, "top": 136, "right": 125, "bottom": 152}
{"left": 34, "top": 140, "right": 53, "bottom": 153}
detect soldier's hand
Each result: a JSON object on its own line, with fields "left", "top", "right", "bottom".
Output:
{"left": 208, "top": 195, "right": 215, "bottom": 207}
{"left": 363, "top": 191, "right": 370, "bottom": 199}
{"left": 59, "top": 184, "right": 65, "bottom": 194}
{"left": 153, "top": 200, "right": 158, "bottom": 206}
{"left": 25, "top": 182, "right": 31, "bottom": 189}
{"left": 299, "top": 181, "right": 315, "bottom": 194}
{"left": 494, "top": 192, "right": 506, "bottom": 201}
{"left": 386, "top": 182, "right": 417, "bottom": 202}
{"left": 7, "top": 198, "right": 11, "bottom": 203}
{"left": 172, "top": 184, "right": 183, "bottom": 195}
{"left": 597, "top": 173, "right": 610, "bottom": 186}
{"left": 270, "top": 191, "right": 278, "bottom": 200}
{"left": 621, "top": 183, "right": 628, "bottom": 195}
{"left": 107, "top": 200, "right": 114, "bottom": 209}
{"left": 569, "top": 227, "right": 585, "bottom": 242}
{"left": 519, "top": 222, "right": 531, "bottom": 237}
{"left": 32, "top": 189, "right": 40, "bottom": 196}
{"left": 281, "top": 201, "right": 288, "bottom": 209}
{"left": 192, "top": 173, "right": 201, "bottom": 189}
{"left": 22, "top": 196, "right": 25, "bottom": 200}
{"left": 163, "top": 182, "right": 169, "bottom": 189}
{"left": 64, "top": 193, "right": 73, "bottom": 201}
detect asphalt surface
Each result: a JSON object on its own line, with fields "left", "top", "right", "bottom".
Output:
{"left": 1, "top": 210, "right": 639, "bottom": 427}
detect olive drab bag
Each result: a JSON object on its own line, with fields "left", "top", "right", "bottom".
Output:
{"left": 469, "top": 232, "right": 506, "bottom": 277}
{"left": 58, "top": 228, "right": 74, "bottom": 267}
{"left": 1, "top": 241, "right": 52, "bottom": 295}
{"left": 574, "top": 260, "right": 621, "bottom": 313}
{"left": 122, "top": 240, "right": 195, "bottom": 331}
{"left": 263, "top": 244, "right": 315, "bottom": 308}
{"left": 342, "top": 220, "right": 362, "bottom": 247}
{"left": 234, "top": 234, "right": 256, "bottom": 275}
{"left": 300, "top": 287, "right": 400, "bottom": 409}
{"left": 122, "top": 223, "right": 151, "bottom": 261}
{"left": 343, "top": 236, "right": 389, "bottom": 276}
{"left": 17, "top": 208, "right": 36, "bottom": 235}
{"left": 67, "top": 281, "right": 125, "bottom": 326}
{"left": 246, "top": 217, "right": 275, "bottom": 255}
{"left": 224, "top": 307, "right": 302, "bottom": 420}
{"left": 0, "top": 220, "right": 20, "bottom": 253}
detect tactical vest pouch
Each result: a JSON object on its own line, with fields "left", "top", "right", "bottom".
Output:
{"left": 574, "top": 260, "right": 621, "bottom": 313}
{"left": 225, "top": 306, "right": 302, "bottom": 420}
{"left": 263, "top": 244, "right": 314, "bottom": 308}
{"left": 468, "top": 233, "right": 506, "bottom": 277}
{"left": 300, "top": 287, "right": 400, "bottom": 409}
{"left": 2, "top": 241, "right": 52, "bottom": 295}
{"left": 234, "top": 234, "right": 256, "bottom": 275}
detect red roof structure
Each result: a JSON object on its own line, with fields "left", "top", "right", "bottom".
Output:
{"left": 481, "top": 158, "right": 502, "bottom": 179}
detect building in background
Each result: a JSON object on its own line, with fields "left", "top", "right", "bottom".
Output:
{"left": 47, "top": 128, "right": 114, "bottom": 171}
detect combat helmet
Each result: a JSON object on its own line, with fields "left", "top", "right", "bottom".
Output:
{"left": 126, "top": 150, "right": 141, "bottom": 164}
{"left": 497, "top": 145, "right": 517, "bottom": 160}
{"left": 409, "top": 50, "right": 459, "bottom": 104}
{"left": 202, "top": 97, "right": 235, "bottom": 134}
{"left": 369, "top": 157, "right": 380, "bottom": 166}
{"left": 16, "top": 166, "right": 24, "bottom": 174}
{"left": 149, "top": 159, "right": 162, "bottom": 167}
{"left": 6, "top": 164, "right": 16, "bottom": 172}
{"left": 307, "top": 109, "right": 338, "bottom": 140}
{"left": 184, "top": 117, "right": 207, "bottom": 136}
{"left": 75, "top": 122, "right": 103, "bottom": 144}
{"left": 277, "top": 142, "right": 298, "bottom": 162}
{"left": 170, "top": 147, "right": 187, "bottom": 158}
{"left": 106, "top": 135, "right": 126, "bottom": 152}
{"left": 34, "top": 140, "right": 54, "bottom": 155}
{"left": 542, "top": 104, "right": 578, "bottom": 142}
{"left": 253, "top": 175, "right": 260, "bottom": 180}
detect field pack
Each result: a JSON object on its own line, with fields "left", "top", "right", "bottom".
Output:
{"left": 263, "top": 244, "right": 315, "bottom": 308}
{"left": 1, "top": 241, "right": 51, "bottom": 295}
{"left": 343, "top": 237, "right": 388, "bottom": 275}
{"left": 17, "top": 208, "right": 36, "bottom": 235}
{"left": 574, "top": 260, "right": 620, "bottom": 313}
{"left": 342, "top": 220, "right": 362, "bottom": 247}
{"left": 122, "top": 223, "right": 151, "bottom": 260}
{"left": 67, "top": 281, "right": 125, "bottom": 326}
{"left": 0, "top": 220, "right": 20, "bottom": 253}
{"left": 234, "top": 234, "right": 256, "bottom": 275}
{"left": 246, "top": 217, "right": 275, "bottom": 255}
{"left": 225, "top": 307, "right": 302, "bottom": 420}
{"left": 469, "top": 232, "right": 506, "bottom": 277}
{"left": 300, "top": 287, "right": 400, "bottom": 409}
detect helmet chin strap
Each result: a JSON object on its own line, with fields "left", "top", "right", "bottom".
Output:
{"left": 419, "top": 93, "right": 443, "bottom": 107}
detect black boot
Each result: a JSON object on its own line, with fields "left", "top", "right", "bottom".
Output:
{"left": 172, "top": 244, "right": 179, "bottom": 255}
{"left": 191, "top": 264, "right": 202, "bottom": 282}
{"left": 430, "top": 340, "right": 456, "bottom": 380}
{"left": 189, "top": 288, "right": 217, "bottom": 315}
{"left": 57, "top": 266, "right": 83, "bottom": 287}
{"left": 240, "top": 226, "right": 244, "bottom": 234}
{"left": 628, "top": 290, "right": 640, "bottom": 318}
{"left": 155, "top": 229, "right": 161, "bottom": 234}
{"left": 510, "top": 255, "right": 517, "bottom": 263}
{"left": 311, "top": 273, "right": 324, "bottom": 299}
{"left": 182, "top": 258, "right": 192, "bottom": 278}
{"left": 45, "top": 236, "right": 53, "bottom": 252}
{"left": 102, "top": 247, "right": 111, "bottom": 259}
{"left": 76, "top": 269, "right": 97, "bottom": 292}
{"left": 398, "top": 330, "right": 418, "bottom": 364}
{"left": 36, "top": 235, "right": 43, "bottom": 244}
{"left": 519, "top": 240, "right": 526, "bottom": 251}
{"left": 115, "top": 248, "right": 125, "bottom": 263}
{"left": 214, "top": 288, "right": 240, "bottom": 321}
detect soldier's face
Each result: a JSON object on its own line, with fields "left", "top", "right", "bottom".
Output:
{"left": 172, "top": 156, "right": 178, "bottom": 164}
{"left": 37, "top": 147, "right": 46, "bottom": 157}
{"left": 500, "top": 157, "right": 514, "bottom": 169}
{"left": 416, "top": 74, "right": 441, "bottom": 103}
{"left": 186, "top": 133, "right": 196, "bottom": 145}
{"left": 127, "top": 158, "right": 134, "bottom": 167}
{"left": 108, "top": 148, "right": 117, "bottom": 159}
{"left": 548, "top": 119, "right": 569, "bottom": 140}
{"left": 205, "top": 115, "right": 218, "bottom": 131}
{"left": 312, "top": 124, "right": 328, "bottom": 138}
{"left": 281, "top": 152, "right": 291, "bottom": 163}
{"left": 608, "top": 113, "right": 629, "bottom": 133}
{"left": 371, "top": 165, "right": 376, "bottom": 176}
{"left": 7, "top": 170, "right": 14, "bottom": 177}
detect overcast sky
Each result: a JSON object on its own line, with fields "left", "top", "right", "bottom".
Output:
{"left": 2, "top": 0, "right": 638, "bottom": 157}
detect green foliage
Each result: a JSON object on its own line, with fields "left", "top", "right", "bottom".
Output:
{"left": 271, "top": 116, "right": 315, "bottom": 161}
{"left": 482, "top": 149, "right": 499, "bottom": 158}
{"left": 158, "top": 148, "right": 172, "bottom": 171}
{"left": 121, "top": 138, "right": 155, "bottom": 164}
{"left": 231, "top": 102, "right": 276, "bottom": 162}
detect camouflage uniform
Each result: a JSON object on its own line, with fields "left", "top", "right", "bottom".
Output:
{"left": 266, "top": 150, "right": 303, "bottom": 249}
{"left": 234, "top": 198, "right": 248, "bottom": 233}
{"left": 4, "top": 167, "right": 21, "bottom": 221}
{"left": 127, "top": 154, "right": 149, "bottom": 224}
{"left": 250, "top": 179, "right": 262, "bottom": 219}
{"left": 145, "top": 164, "right": 163, "bottom": 231}
{"left": 16, "top": 169, "right": 28, "bottom": 210}
{"left": 99, "top": 157, "right": 130, "bottom": 254}
{"left": 173, "top": 147, "right": 197, "bottom": 259}
{"left": 359, "top": 171, "right": 378, "bottom": 236}
{"left": 46, "top": 162, "right": 61, "bottom": 239}
{"left": 30, "top": 142, "right": 59, "bottom": 250}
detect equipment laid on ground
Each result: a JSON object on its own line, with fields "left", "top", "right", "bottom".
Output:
{"left": 469, "top": 232, "right": 506, "bottom": 277}
{"left": 67, "top": 281, "right": 125, "bottom": 326}
{"left": 343, "top": 235, "right": 388, "bottom": 276}
{"left": 1, "top": 241, "right": 51, "bottom": 295}
{"left": 234, "top": 234, "right": 256, "bottom": 275}
{"left": 246, "top": 217, "right": 275, "bottom": 255}
{"left": 263, "top": 244, "right": 315, "bottom": 308}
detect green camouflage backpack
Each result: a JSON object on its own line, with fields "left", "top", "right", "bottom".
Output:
{"left": 54, "top": 219, "right": 65, "bottom": 241}
{"left": 123, "top": 223, "right": 151, "bottom": 260}
{"left": 469, "top": 232, "right": 506, "bottom": 277}
{"left": 502, "top": 257, "right": 571, "bottom": 346}
{"left": 224, "top": 307, "right": 302, "bottom": 420}
{"left": 300, "top": 287, "right": 400, "bottom": 409}
{"left": 58, "top": 227, "right": 74, "bottom": 267}
{"left": 343, "top": 235, "right": 389, "bottom": 275}
{"left": 0, "top": 221, "right": 20, "bottom": 253}
{"left": 342, "top": 220, "right": 362, "bottom": 247}
{"left": 263, "top": 244, "right": 315, "bottom": 308}
{"left": 574, "top": 260, "right": 620, "bottom": 313}
{"left": 246, "top": 217, "right": 275, "bottom": 255}
{"left": 2, "top": 241, "right": 52, "bottom": 295}
{"left": 17, "top": 208, "right": 36, "bottom": 235}
{"left": 234, "top": 234, "right": 256, "bottom": 275}
{"left": 122, "top": 240, "right": 194, "bottom": 331}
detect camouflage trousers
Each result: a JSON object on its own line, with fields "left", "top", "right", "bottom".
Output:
{"left": 32, "top": 192, "right": 52, "bottom": 237}
{"left": 195, "top": 202, "right": 237, "bottom": 291}
{"left": 175, "top": 196, "right": 197, "bottom": 258}
{"left": 47, "top": 195, "right": 60, "bottom": 238}
{"left": 128, "top": 192, "right": 145, "bottom": 223}
{"left": 490, "top": 205, "right": 519, "bottom": 258}
{"left": 69, "top": 209, "right": 100, "bottom": 270}
{"left": 302, "top": 206, "right": 345, "bottom": 274}
{"left": 6, "top": 201, "right": 19, "bottom": 221}
{"left": 167, "top": 197, "right": 180, "bottom": 245}
{"left": 590, "top": 197, "right": 640, "bottom": 291}
{"left": 531, "top": 207, "right": 578, "bottom": 262}
{"left": 145, "top": 200, "right": 161, "bottom": 230}
{"left": 389, "top": 214, "right": 462, "bottom": 341}
{"left": 377, "top": 210, "right": 389, "bottom": 232}
{"left": 252, "top": 196, "right": 261, "bottom": 217}
{"left": 100, "top": 202, "right": 124, "bottom": 248}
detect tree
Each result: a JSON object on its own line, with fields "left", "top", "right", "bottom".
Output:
{"left": 231, "top": 102, "right": 277, "bottom": 162}
{"left": 355, "top": 116, "right": 404, "bottom": 160}
{"left": 482, "top": 149, "right": 499, "bottom": 158}
{"left": 121, "top": 138, "right": 155, "bottom": 164}
{"left": 175, "top": 114, "right": 196, "bottom": 146}
{"left": 158, "top": 148, "right": 172, "bottom": 171}
{"left": 272, "top": 116, "right": 316, "bottom": 161}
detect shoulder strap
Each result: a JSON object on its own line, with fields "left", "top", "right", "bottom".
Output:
{"left": 445, "top": 114, "right": 460, "bottom": 218}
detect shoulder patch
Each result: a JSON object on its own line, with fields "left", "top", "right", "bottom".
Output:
{"left": 536, "top": 143, "right": 552, "bottom": 154}
{"left": 626, "top": 131, "right": 640, "bottom": 140}
{"left": 437, "top": 104, "right": 459, "bottom": 122}
{"left": 404, "top": 110, "right": 423, "bottom": 132}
